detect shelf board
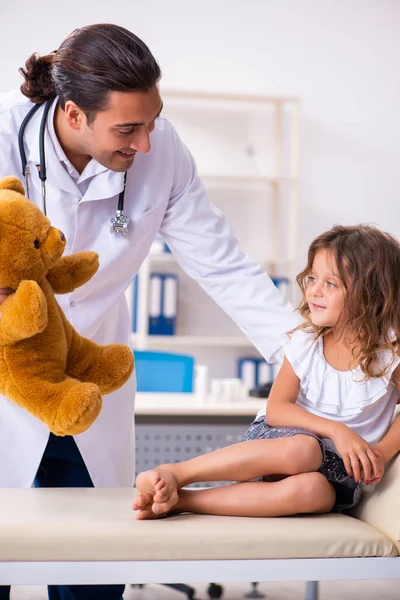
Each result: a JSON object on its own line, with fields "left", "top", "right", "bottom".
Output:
{"left": 135, "top": 392, "right": 265, "bottom": 416}
{"left": 145, "top": 254, "right": 294, "bottom": 275}
{"left": 147, "top": 252, "right": 175, "bottom": 264}
{"left": 200, "top": 174, "right": 296, "bottom": 186}
{"left": 131, "top": 333, "right": 253, "bottom": 348}
{"left": 162, "top": 89, "right": 300, "bottom": 105}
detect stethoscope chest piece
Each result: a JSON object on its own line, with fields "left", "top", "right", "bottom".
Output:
{"left": 110, "top": 210, "right": 129, "bottom": 236}
{"left": 110, "top": 170, "right": 129, "bottom": 235}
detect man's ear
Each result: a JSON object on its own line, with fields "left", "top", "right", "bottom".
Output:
{"left": 64, "top": 100, "right": 86, "bottom": 130}
{"left": 0, "top": 177, "right": 25, "bottom": 195}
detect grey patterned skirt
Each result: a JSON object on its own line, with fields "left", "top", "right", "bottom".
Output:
{"left": 242, "top": 418, "right": 363, "bottom": 513}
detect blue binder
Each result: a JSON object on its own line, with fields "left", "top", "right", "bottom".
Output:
{"left": 238, "top": 357, "right": 258, "bottom": 389}
{"left": 238, "top": 357, "right": 274, "bottom": 388}
{"left": 131, "top": 274, "right": 139, "bottom": 333}
{"left": 161, "top": 273, "right": 178, "bottom": 335}
{"left": 148, "top": 273, "right": 163, "bottom": 334}
{"left": 131, "top": 272, "right": 179, "bottom": 336}
{"left": 272, "top": 276, "right": 290, "bottom": 302}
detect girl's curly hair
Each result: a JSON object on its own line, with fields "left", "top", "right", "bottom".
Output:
{"left": 293, "top": 224, "right": 400, "bottom": 380}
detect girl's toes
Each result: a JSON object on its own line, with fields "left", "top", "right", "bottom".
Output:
{"left": 154, "top": 487, "right": 170, "bottom": 503}
{"left": 132, "top": 491, "right": 153, "bottom": 510}
{"left": 154, "top": 479, "right": 166, "bottom": 492}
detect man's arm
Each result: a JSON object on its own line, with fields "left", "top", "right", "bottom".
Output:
{"left": 159, "top": 124, "right": 299, "bottom": 363}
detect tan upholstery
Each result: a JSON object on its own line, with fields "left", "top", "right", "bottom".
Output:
{"left": 0, "top": 411, "right": 399, "bottom": 564}
{"left": 352, "top": 447, "right": 400, "bottom": 553}
{"left": 0, "top": 487, "right": 397, "bottom": 562}
{"left": 351, "top": 409, "right": 400, "bottom": 552}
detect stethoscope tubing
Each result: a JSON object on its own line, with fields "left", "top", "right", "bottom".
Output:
{"left": 17, "top": 97, "right": 128, "bottom": 234}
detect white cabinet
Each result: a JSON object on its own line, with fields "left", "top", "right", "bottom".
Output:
{"left": 129, "top": 90, "right": 300, "bottom": 380}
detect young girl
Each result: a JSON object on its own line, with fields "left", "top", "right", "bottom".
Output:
{"left": 134, "top": 224, "right": 400, "bottom": 519}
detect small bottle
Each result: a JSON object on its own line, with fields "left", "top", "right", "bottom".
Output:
{"left": 210, "top": 379, "right": 223, "bottom": 403}
{"left": 195, "top": 365, "right": 209, "bottom": 402}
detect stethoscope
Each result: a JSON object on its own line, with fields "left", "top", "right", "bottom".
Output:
{"left": 18, "top": 97, "right": 129, "bottom": 236}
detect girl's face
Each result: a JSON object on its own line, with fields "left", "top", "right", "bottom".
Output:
{"left": 305, "top": 248, "right": 346, "bottom": 330}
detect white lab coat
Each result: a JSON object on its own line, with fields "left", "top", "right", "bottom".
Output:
{"left": 0, "top": 90, "right": 299, "bottom": 488}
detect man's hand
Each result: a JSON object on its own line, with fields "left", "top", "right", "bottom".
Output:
{"left": 330, "top": 423, "right": 382, "bottom": 483}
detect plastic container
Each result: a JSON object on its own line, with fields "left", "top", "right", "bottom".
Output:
{"left": 134, "top": 350, "right": 194, "bottom": 393}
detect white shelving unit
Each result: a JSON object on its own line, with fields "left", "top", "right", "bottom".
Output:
{"left": 131, "top": 334, "right": 254, "bottom": 349}
{"left": 129, "top": 90, "right": 300, "bottom": 379}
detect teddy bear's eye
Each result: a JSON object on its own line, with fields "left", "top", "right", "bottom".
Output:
{"left": 34, "top": 240, "right": 40, "bottom": 249}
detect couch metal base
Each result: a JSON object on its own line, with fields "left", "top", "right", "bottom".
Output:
{"left": 1, "top": 557, "right": 399, "bottom": 586}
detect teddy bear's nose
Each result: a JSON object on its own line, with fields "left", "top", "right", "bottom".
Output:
{"left": 59, "top": 230, "right": 66, "bottom": 242}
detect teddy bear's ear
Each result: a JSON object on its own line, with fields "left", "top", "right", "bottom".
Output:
{"left": 0, "top": 177, "right": 26, "bottom": 196}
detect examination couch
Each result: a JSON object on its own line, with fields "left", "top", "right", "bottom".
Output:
{"left": 0, "top": 424, "right": 399, "bottom": 600}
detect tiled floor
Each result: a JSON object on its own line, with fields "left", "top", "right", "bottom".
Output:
{"left": 8, "top": 580, "right": 400, "bottom": 599}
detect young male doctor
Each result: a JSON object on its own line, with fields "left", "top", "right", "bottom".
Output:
{"left": 0, "top": 23, "right": 298, "bottom": 600}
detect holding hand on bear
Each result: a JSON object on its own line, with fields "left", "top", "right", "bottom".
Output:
{"left": 0, "top": 176, "right": 134, "bottom": 436}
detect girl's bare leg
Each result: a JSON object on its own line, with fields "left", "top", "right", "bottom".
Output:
{"left": 135, "top": 472, "right": 336, "bottom": 519}
{"left": 134, "top": 435, "right": 322, "bottom": 515}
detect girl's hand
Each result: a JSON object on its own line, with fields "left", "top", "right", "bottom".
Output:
{"left": 365, "top": 447, "right": 386, "bottom": 485}
{"left": 330, "top": 424, "right": 382, "bottom": 483}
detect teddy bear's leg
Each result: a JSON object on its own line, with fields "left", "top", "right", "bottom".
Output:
{"left": 61, "top": 311, "right": 134, "bottom": 395}
{"left": 25, "top": 378, "right": 102, "bottom": 436}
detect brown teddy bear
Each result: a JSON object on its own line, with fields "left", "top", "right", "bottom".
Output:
{"left": 0, "top": 176, "right": 134, "bottom": 436}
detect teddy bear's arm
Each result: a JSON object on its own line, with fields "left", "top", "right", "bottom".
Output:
{"left": 0, "top": 281, "right": 47, "bottom": 345}
{"left": 46, "top": 252, "right": 99, "bottom": 294}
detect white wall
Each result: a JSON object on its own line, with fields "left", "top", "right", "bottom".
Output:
{"left": 2, "top": 0, "right": 399, "bottom": 264}
{"left": 1, "top": 0, "right": 399, "bottom": 377}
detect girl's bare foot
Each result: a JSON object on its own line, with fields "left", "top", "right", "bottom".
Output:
{"left": 132, "top": 491, "right": 164, "bottom": 520}
{"left": 135, "top": 466, "right": 180, "bottom": 515}
{"left": 133, "top": 491, "right": 184, "bottom": 520}
{"left": 132, "top": 491, "right": 156, "bottom": 519}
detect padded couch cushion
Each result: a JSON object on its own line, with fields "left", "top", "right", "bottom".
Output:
{"left": 0, "top": 488, "right": 397, "bottom": 561}
{"left": 352, "top": 409, "right": 400, "bottom": 552}
{"left": 352, "top": 450, "right": 400, "bottom": 553}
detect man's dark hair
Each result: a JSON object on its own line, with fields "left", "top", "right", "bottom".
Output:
{"left": 19, "top": 23, "right": 161, "bottom": 123}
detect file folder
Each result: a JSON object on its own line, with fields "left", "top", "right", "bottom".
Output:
{"left": 272, "top": 276, "right": 290, "bottom": 302}
{"left": 238, "top": 358, "right": 257, "bottom": 389}
{"left": 257, "top": 360, "right": 274, "bottom": 385}
{"left": 148, "top": 273, "right": 163, "bottom": 335}
{"left": 161, "top": 274, "right": 178, "bottom": 335}
{"left": 131, "top": 274, "right": 139, "bottom": 333}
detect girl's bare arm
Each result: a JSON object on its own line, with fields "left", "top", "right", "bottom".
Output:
{"left": 266, "top": 357, "right": 381, "bottom": 481}
{"left": 266, "top": 357, "right": 338, "bottom": 439}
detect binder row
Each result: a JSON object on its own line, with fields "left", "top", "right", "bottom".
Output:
{"left": 132, "top": 272, "right": 179, "bottom": 336}
{"left": 272, "top": 276, "right": 290, "bottom": 302}
{"left": 237, "top": 357, "right": 279, "bottom": 390}
{"left": 132, "top": 273, "right": 290, "bottom": 338}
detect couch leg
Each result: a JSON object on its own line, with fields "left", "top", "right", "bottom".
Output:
{"left": 305, "top": 581, "right": 319, "bottom": 600}
{"left": 244, "top": 582, "right": 265, "bottom": 598}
